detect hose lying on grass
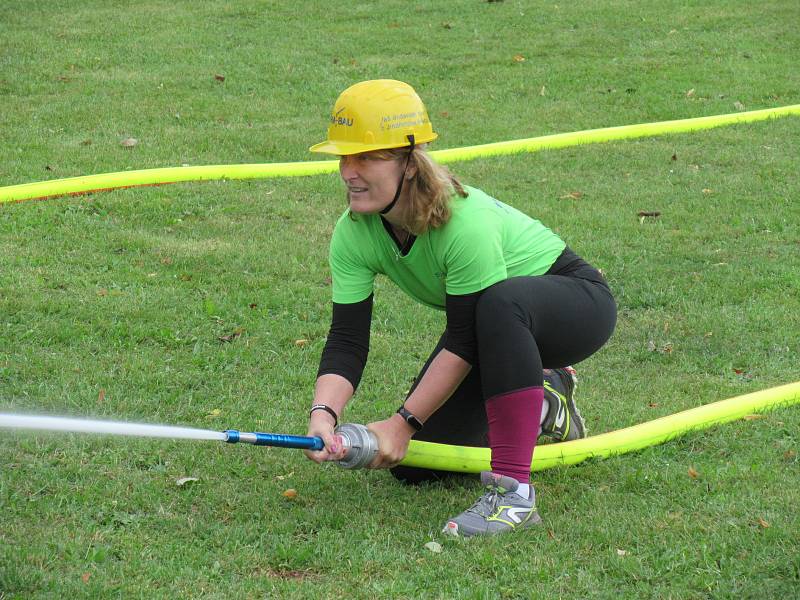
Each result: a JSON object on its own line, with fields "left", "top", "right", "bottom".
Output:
{"left": 403, "top": 380, "right": 800, "bottom": 473}
{"left": 2, "top": 104, "right": 799, "bottom": 204}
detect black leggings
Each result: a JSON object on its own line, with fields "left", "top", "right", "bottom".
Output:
{"left": 391, "top": 255, "right": 616, "bottom": 482}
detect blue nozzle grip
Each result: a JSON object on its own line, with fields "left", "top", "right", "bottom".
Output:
{"left": 253, "top": 432, "right": 324, "bottom": 450}
{"left": 223, "top": 430, "right": 324, "bottom": 451}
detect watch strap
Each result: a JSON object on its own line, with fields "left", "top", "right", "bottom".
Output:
{"left": 396, "top": 405, "right": 423, "bottom": 431}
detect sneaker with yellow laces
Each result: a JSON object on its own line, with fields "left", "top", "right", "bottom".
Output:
{"left": 442, "top": 472, "right": 542, "bottom": 538}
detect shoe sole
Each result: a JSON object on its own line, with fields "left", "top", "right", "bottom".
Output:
{"left": 442, "top": 512, "right": 543, "bottom": 538}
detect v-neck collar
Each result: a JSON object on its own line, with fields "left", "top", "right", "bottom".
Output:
{"left": 380, "top": 216, "right": 416, "bottom": 257}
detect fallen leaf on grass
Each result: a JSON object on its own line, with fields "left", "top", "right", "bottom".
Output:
{"left": 783, "top": 450, "right": 796, "bottom": 461}
{"left": 218, "top": 328, "right": 244, "bottom": 343}
{"left": 539, "top": 85, "right": 546, "bottom": 96}
{"left": 560, "top": 191, "right": 583, "bottom": 200}
{"left": 98, "top": 389, "right": 106, "bottom": 403}
{"left": 639, "top": 210, "right": 662, "bottom": 224}
{"left": 248, "top": 303, "right": 258, "bottom": 309}
{"left": 756, "top": 517, "right": 770, "bottom": 528}
{"left": 647, "top": 340, "right": 673, "bottom": 354}
{"left": 120, "top": 137, "right": 138, "bottom": 148}
{"left": 616, "top": 549, "right": 627, "bottom": 556}
{"left": 742, "top": 414, "right": 764, "bottom": 421}
{"left": 687, "top": 467, "right": 699, "bottom": 479}
{"left": 702, "top": 188, "right": 713, "bottom": 194}
{"left": 176, "top": 477, "right": 199, "bottom": 487}
{"left": 424, "top": 541, "right": 442, "bottom": 553}
{"left": 214, "top": 74, "right": 225, "bottom": 82}
{"left": 685, "top": 88, "right": 695, "bottom": 98}
{"left": 294, "top": 339, "right": 308, "bottom": 347}
{"left": 282, "top": 488, "right": 298, "bottom": 499}
{"left": 275, "top": 472, "right": 295, "bottom": 481}
{"left": 97, "top": 288, "right": 108, "bottom": 297}
{"left": 734, "top": 101, "right": 745, "bottom": 111}
{"left": 81, "top": 572, "right": 91, "bottom": 584}
{"left": 513, "top": 54, "right": 525, "bottom": 62}
{"left": 206, "top": 408, "right": 221, "bottom": 418}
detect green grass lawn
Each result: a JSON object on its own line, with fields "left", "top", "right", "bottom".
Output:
{"left": 1, "top": 1, "right": 799, "bottom": 598}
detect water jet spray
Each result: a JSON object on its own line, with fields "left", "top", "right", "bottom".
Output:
{"left": 0, "top": 413, "right": 378, "bottom": 469}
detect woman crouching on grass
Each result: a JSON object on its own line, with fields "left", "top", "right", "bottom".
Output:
{"left": 304, "top": 79, "right": 616, "bottom": 537}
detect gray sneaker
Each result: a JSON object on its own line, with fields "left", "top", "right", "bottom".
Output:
{"left": 541, "top": 366, "right": 586, "bottom": 442}
{"left": 442, "top": 472, "right": 542, "bottom": 538}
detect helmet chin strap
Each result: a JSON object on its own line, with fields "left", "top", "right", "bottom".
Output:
{"left": 380, "top": 135, "right": 416, "bottom": 215}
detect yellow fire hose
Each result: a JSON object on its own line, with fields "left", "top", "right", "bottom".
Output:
{"left": 2, "top": 104, "right": 799, "bottom": 205}
{"left": 402, "top": 381, "right": 800, "bottom": 473}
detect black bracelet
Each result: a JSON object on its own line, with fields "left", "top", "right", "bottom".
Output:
{"left": 309, "top": 404, "right": 338, "bottom": 427}
{"left": 396, "top": 405, "right": 424, "bottom": 431}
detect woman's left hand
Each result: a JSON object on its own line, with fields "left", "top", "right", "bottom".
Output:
{"left": 366, "top": 414, "right": 416, "bottom": 469}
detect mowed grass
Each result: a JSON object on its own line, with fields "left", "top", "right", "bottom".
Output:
{"left": 1, "top": 1, "right": 799, "bottom": 598}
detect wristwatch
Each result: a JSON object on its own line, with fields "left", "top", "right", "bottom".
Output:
{"left": 396, "top": 405, "right": 424, "bottom": 431}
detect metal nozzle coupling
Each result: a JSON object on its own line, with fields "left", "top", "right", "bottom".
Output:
{"left": 334, "top": 423, "right": 378, "bottom": 469}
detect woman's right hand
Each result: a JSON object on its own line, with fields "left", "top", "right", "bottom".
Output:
{"left": 304, "top": 411, "right": 348, "bottom": 463}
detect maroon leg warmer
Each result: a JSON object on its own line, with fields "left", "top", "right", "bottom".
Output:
{"left": 486, "top": 386, "right": 544, "bottom": 484}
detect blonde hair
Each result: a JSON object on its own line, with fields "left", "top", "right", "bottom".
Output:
{"left": 347, "top": 146, "right": 467, "bottom": 235}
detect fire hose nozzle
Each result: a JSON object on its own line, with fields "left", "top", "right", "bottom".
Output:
{"left": 221, "top": 423, "right": 377, "bottom": 469}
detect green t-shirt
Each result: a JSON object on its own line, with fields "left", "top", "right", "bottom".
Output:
{"left": 329, "top": 185, "right": 566, "bottom": 309}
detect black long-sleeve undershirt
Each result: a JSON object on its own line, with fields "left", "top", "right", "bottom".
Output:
{"left": 317, "top": 291, "right": 483, "bottom": 389}
{"left": 317, "top": 294, "right": 374, "bottom": 390}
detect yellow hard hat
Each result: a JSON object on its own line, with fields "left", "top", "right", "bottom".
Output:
{"left": 309, "top": 79, "right": 438, "bottom": 155}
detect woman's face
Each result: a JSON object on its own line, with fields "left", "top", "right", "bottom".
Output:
{"left": 339, "top": 151, "right": 405, "bottom": 214}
